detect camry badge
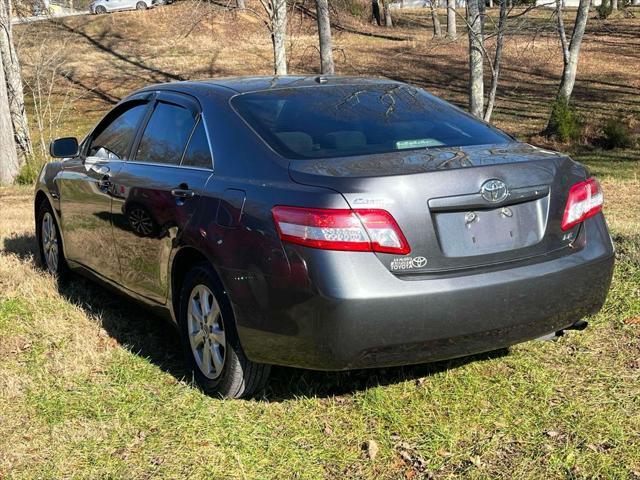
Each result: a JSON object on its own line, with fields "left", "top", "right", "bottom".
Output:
{"left": 481, "top": 179, "right": 509, "bottom": 203}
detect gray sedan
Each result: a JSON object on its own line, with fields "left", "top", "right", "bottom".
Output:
{"left": 36, "top": 76, "right": 615, "bottom": 398}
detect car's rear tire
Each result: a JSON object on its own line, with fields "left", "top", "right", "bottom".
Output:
{"left": 178, "top": 262, "right": 270, "bottom": 398}
{"left": 136, "top": 1, "right": 147, "bottom": 9}
{"left": 95, "top": 5, "right": 107, "bottom": 13}
{"left": 36, "top": 201, "right": 68, "bottom": 279}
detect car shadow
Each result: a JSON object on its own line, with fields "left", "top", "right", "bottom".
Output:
{"left": 4, "top": 233, "right": 508, "bottom": 402}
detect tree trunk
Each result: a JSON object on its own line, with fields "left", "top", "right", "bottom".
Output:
{"left": 483, "top": 0, "right": 506, "bottom": 121}
{"left": 0, "top": 0, "right": 32, "bottom": 163}
{"left": 556, "top": 0, "right": 590, "bottom": 101}
{"left": 446, "top": 0, "right": 456, "bottom": 39}
{"left": 611, "top": 0, "right": 617, "bottom": 10}
{"left": 236, "top": 0, "right": 245, "bottom": 9}
{"left": 0, "top": 48, "right": 19, "bottom": 185}
{"left": 430, "top": 0, "right": 442, "bottom": 37}
{"left": 383, "top": 1, "right": 393, "bottom": 27}
{"left": 467, "top": 0, "right": 484, "bottom": 117}
{"left": 271, "top": 0, "right": 287, "bottom": 75}
{"left": 371, "top": 0, "right": 381, "bottom": 25}
{"left": 316, "top": 0, "right": 334, "bottom": 74}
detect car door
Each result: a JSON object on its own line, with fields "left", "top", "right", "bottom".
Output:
{"left": 58, "top": 97, "right": 152, "bottom": 282}
{"left": 110, "top": 91, "right": 213, "bottom": 303}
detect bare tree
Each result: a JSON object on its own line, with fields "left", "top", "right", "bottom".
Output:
{"left": 315, "top": 0, "right": 334, "bottom": 74}
{"left": 467, "top": 0, "right": 484, "bottom": 117}
{"left": 0, "top": 0, "right": 32, "bottom": 164}
{"left": 382, "top": 0, "right": 393, "bottom": 27}
{"left": 258, "top": 0, "right": 288, "bottom": 74}
{"left": 483, "top": 0, "right": 507, "bottom": 121}
{"left": 612, "top": 0, "right": 617, "bottom": 10}
{"left": 553, "top": 0, "right": 590, "bottom": 102}
{"left": 0, "top": 49, "right": 18, "bottom": 184}
{"left": 429, "top": 0, "right": 442, "bottom": 37}
{"left": 446, "top": 0, "right": 457, "bottom": 39}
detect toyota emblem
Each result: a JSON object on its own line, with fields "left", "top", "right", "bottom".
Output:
{"left": 480, "top": 179, "right": 509, "bottom": 203}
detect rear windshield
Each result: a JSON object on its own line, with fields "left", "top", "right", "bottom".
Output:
{"left": 231, "top": 84, "right": 511, "bottom": 159}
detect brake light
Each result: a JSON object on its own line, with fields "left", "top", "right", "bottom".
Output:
{"left": 272, "top": 206, "right": 410, "bottom": 254}
{"left": 561, "top": 178, "right": 603, "bottom": 231}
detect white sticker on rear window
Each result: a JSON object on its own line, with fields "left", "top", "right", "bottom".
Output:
{"left": 395, "top": 139, "right": 445, "bottom": 150}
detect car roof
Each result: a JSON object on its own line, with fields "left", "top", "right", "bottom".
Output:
{"left": 136, "top": 75, "right": 404, "bottom": 97}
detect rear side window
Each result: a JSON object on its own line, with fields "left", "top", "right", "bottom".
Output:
{"left": 232, "top": 85, "right": 511, "bottom": 159}
{"left": 88, "top": 103, "right": 147, "bottom": 160}
{"left": 181, "top": 120, "right": 213, "bottom": 169}
{"left": 135, "top": 102, "right": 196, "bottom": 165}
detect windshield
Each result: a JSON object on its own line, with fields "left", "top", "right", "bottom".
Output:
{"left": 231, "top": 84, "right": 511, "bottom": 160}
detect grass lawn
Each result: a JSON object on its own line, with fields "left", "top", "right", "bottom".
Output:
{"left": 1, "top": 2, "right": 639, "bottom": 478}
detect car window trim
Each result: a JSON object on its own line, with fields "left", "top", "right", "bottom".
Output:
{"left": 83, "top": 94, "right": 155, "bottom": 161}
{"left": 127, "top": 90, "right": 215, "bottom": 171}
{"left": 155, "top": 89, "right": 215, "bottom": 171}
{"left": 178, "top": 115, "right": 214, "bottom": 171}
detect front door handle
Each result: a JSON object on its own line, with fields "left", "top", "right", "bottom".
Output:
{"left": 98, "top": 174, "right": 111, "bottom": 191}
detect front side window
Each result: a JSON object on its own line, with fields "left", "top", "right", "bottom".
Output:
{"left": 181, "top": 120, "right": 213, "bottom": 169}
{"left": 232, "top": 84, "right": 512, "bottom": 160}
{"left": 88, "top": 103, "right": 148, "bottom": 160}
{"left": 135, "top": 102, "right": 196, "bottom": 165}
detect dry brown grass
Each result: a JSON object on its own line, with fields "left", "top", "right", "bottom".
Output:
{"left": 12, "top": 2, "right": 640, "bottom": 142}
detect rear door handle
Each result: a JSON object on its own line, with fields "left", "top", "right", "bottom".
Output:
{"left": 171, "top": 188, "right": 195, "bottom": 199}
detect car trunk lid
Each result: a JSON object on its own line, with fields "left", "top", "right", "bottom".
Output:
{"left": 289, "top": 142, "right": 586, "bottom": 275}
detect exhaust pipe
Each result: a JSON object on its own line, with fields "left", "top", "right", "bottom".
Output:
{"left": 538, "top": 320, "right": 589, "bottom": 342}
{"left": 562, "top": 319, "right": 589, "bottom": 332}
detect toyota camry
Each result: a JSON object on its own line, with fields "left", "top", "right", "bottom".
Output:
{"left": 35, "top": 76, "right": 615, "bottom": 398}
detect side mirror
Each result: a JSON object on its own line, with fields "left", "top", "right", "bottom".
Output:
{"left": 50, "top": 137, "right": 79, "bottom": 158}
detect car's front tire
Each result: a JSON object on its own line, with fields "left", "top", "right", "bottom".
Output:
{"left": 95, "top": 5, "right": 107, "bottom": 13}
{"left": 36, "top": 201, "right": 68, "bottom": 279}
{"left": 178, "top": 262, "right": 270, "bottom": 399}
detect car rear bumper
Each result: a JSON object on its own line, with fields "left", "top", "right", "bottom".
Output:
{"left": 228, "top": 215, "right": 615, "bottom": 370}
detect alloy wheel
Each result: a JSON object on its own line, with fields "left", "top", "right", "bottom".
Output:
{"left": 41, "top": 212, "right": 59, "bottom": 273}
{"left": 128, "top": 207, "right": 153, "bottom": 235}
{"left": 187, "top": 284, "right": 226, "bottom": 379}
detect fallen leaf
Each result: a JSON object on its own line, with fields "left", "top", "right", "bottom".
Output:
{"left": 624, "top": 316, "right": 640, "bottom": 325}
{"left": 366, "top": 440, "right": 379, "bottom": 460}
{"left": 545, "top": 430, "right": 560, "bottom": 438}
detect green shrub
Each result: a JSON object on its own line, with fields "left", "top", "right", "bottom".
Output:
{"left": 333, "top": 0, "right": 367, "bottom": 20}
{"left": 16, "top": 155, "right": 47, "bottom": 185}
{"left": 596, "top": 0, "right": 613, "bottom": 18}
{"left": 547, "top": 96, "right": 582, "bottom": 142}
{"left": 603, "top": 117, "right": 634, "bottom": 149}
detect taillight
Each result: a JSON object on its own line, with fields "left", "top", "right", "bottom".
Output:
{"left": 272, "top": 206, "right": 410, "bottom": 255}
{"left": 561, "top": 178, "right": 603, "bottom": 231}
